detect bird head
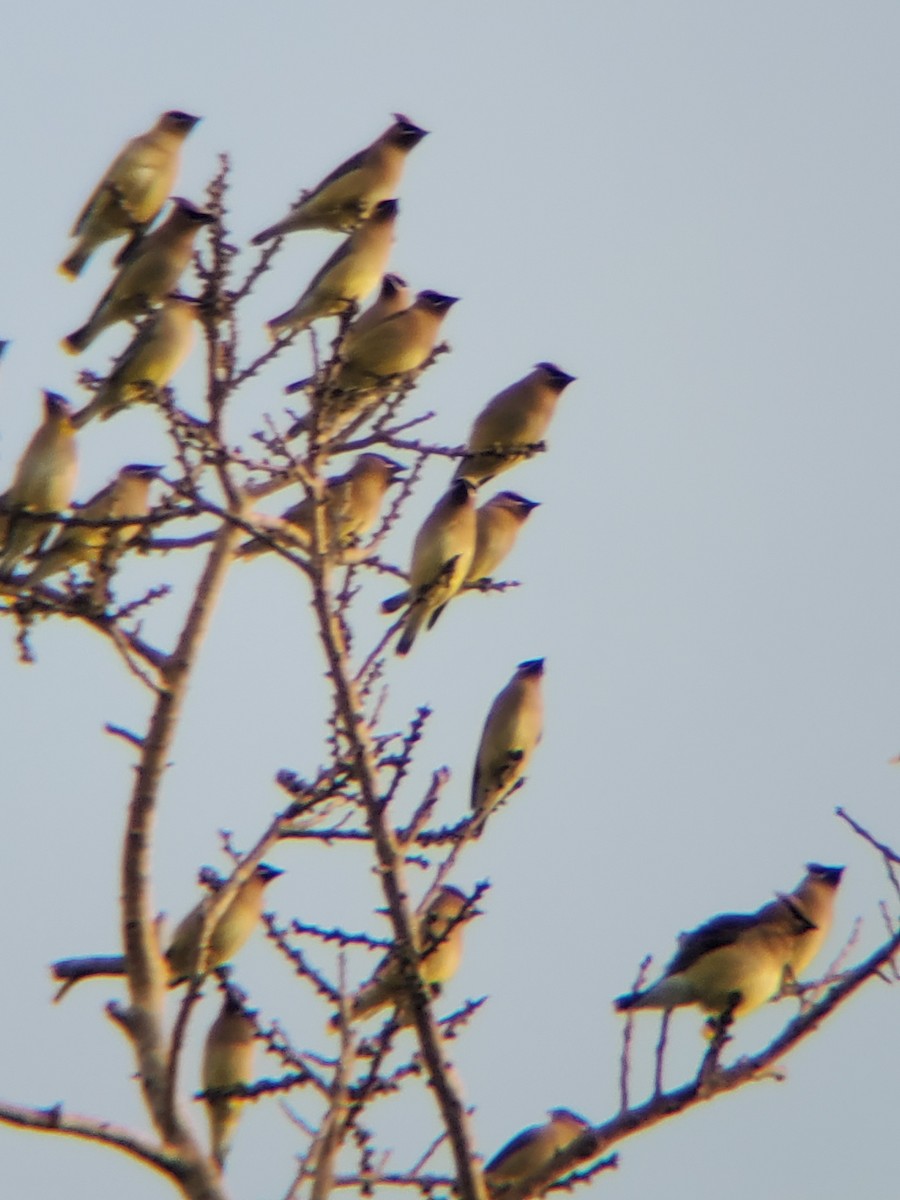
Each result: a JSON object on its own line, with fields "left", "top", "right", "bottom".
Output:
{"left": 535, "top": 362, "right": 577, "bottom": 390}
{"left": 161, "top": 111, "right": 201, "bottom": 134}
{"left": 389, "top": 115, "right": 429, "bottom": 148}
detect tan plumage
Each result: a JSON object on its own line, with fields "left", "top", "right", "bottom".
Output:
{"left": 285, "top": 291, "right": 458, "bottom": 432}
{"left": 347, "top": 886, "right": 473, "bottom": 1024}
{"left": 0, "top": 392, "right": 78, "bottom": 577}
{"left": 62, "top": 199, "right": 213, "bottom": 355}
{"left": 466, "top": 491, "right": 539, "bottom": 584}
{"left": 165, "top": 864, "right": 283, "bottom": 984}
{"left": 72, "top": 297, "right": 199, "bottom": 427}
{"left": 60, "top": 111, "right": 200, "bottom": 279}
{"left": 394, "top": 479, "right": 477, "bottom": 656}
{"left": 455, "top": 363, "right": 576, "bottom": 486}
{"left": 768, "top": 862, "right": 844, "bottom": 982}
{"left": 202, "top": 991, "right": 256, "bottom": 1170}
{"left": 252, "top": 115, "right": 427, "bottom": 241}
{"left": 484, "top": 1109, "right": 591, "bottom": 1195}
{"left": 267, "top": 199, "right": 399, "bottom": 338}
{"left": 25, "top": 463, "right": 158, "bottom": 587}
{"left": 471, "top": 659, "right": 544, "bottom": 830}
{"left": 613, "top": 864, "right": 840, "bottom": 1021}
{"left": 50, "top": 865, "right": 283, "bottom": 1001}
{"left": 342, "top": 272, "right": 411, "bottom": 353}
{"left": 239, "top": 453, "right": 404, "bottom": 559}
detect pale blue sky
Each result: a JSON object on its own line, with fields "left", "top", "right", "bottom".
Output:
{"left": 1, "top": 4, "right": 899, "bottom": 1198}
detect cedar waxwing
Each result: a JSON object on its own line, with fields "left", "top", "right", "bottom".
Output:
{"left": 393, "top": 478, "right": 477, "bottom": 656}
{"left": 346, "top": 886, "right": 473, "bottom": 1025}
{"left": 62, "top": 199, "right": 214, "bottom": 354}
{"left": 0, "top": 392, "right": 78, "bottom": 577}
{"left": 72, "top": 297, "right": 199, "bottom": 427}
{"left": 266, "top": 200, "right": 399, "bottom": 339}
{"left": 51, "top": 865, "right": 283, "bottom": 998}
{"left": 284, "top": 292, "right": 458, "bottom": 427}
{"left": 238, "top": 453, "right": 404, "bottom": 558}
{"left": 484, "top": 1109, "right": 592, "bottom": 1195}
{"left": 166, "top": 864, "right": 283, "bottom": 984}
{"left": 764, "top": 862, "right": 844, "bottom": 983}
{"left": 454, "top": 364, "right": 576, "bottom": 486}
{"left": 381, "top": 490, "right": 539, "bottom": 614}
{"left": 252, "top": 115, "right": 427, "bottom": 241}
{"left": 471, "top": 659, "right": 544, "bottom": 830}
{"left": 202, "top": 991, "right": 256, "bottom": 1170}
{"left": 467, "top": 492, "right": 540, "bottom": 584}
{"left": 614, "top": 866, "right": 834, "bottom": 1021}
{"left": 342, "top": 273, "right": 411, "bottom": 354}
{"left": 60, "top": 111, "right": 200, "bottom": 279}
{"left": 25, "top": 463, "right": 159, "bottom": 587}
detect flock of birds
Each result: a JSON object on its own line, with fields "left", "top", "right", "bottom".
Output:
{"left": 8, "top": 110, "right": 846, "bottom": 1185}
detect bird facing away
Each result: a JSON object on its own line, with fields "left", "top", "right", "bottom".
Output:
{"left": 239, "top": 453, "right": 404, "bottom": 559}
{"left": 267, "top": 199, "right": 399, "bottom": 339}
{"left": 25, "top": 463, "right": 159, "bottom": 588}
{"left": 342, "top": 272, "right": 411, "bottom": 352}
{"left": 60, "top": 111, "right": 200, "bottom": 279}
{"left": 484, "top": 1109, "right": 592, "bottom": 1195}
{"left": 471, "top": 659, "right": 545, "bottom": 831}
{"left": 72, "top": 296, "right": 200, "bottom": 427}
{"left": 62, "top": 199, "right": 214, "bottom": 354}
{"left": 393, "top": 478, "right": 477, "bottom": 656}
{"left": 345, "top": 886, "right": 474, "bottom": 1025}
{"left": 613, "top": 864, "right": 840, "bottom": 1021}
{"left": 202, "top": 991, "right": 256, "bottom": 1171}
{"left": 0, "top": 392, "right": 78, "bottom": 577}
{"left": 454, "top": 363, "right": 576, "bottom": 486}
{"left": 252, "top": 114, "right": 427, "bottom": 241}
{"left": 466, "top": 491, "right": 540, "bottom": 584}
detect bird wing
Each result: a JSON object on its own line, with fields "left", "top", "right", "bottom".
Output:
{"left": 665, "top": 912, "right": 759, "bottom": 975}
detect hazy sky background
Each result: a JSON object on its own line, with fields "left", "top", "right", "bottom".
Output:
{"left": 2, "top": 3, "right": 899, "bottom": 1198}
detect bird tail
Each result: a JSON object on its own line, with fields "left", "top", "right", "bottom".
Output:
{"left": 61, "top": 324, "right": 95, "bottom": 355}
{"left": 59, "top": 246, "right": 90, "bottom": 280}
{"left": 285, "top": 377, "right": 314, "bottom": 397}
{"left": 397, "top": 607, "right": 426, "bottom": 656}
{"left": 267, "top": 311, "right": 306, "bottom": 341}
{"left": 381, "top": 590, "right": 410, "bottom": 614}
{"left": 251, "top": 221, "right": 286, "bottom": 246}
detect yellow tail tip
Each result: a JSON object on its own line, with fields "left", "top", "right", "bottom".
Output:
{"left": 60, "top": 336, "right": 80, "bottom": 356}
{"left": 57, "top": 262, "right": 78, "bottom": 281}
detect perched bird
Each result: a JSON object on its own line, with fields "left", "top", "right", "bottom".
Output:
{"left": 25, "top": 463, "right": 159, "bottom": 588}
{"left": 239, "top": 453, "right": 404, "bottom": 559}
{"left": 252, "top": 115, "right": 427, "bottom": 241}
{"left": 286, "top": 290, "right": 458, "bottom": 417}
{"left": 51, "top": 864, "right": 283, "bottom": 998}
{"left": 60, "top": 111, "right": 200, "bottom": 279}
{"left": 454, "top": 363, "right": 576, "bottom": 486}
{"left": 267, "top": 199, "right": 399, "bottom": 338}
{"left": 62, "top": 199, "right": 214, "bottom": 354}
{"left": 346, "top": 886, "right": 473, "bottom": 1025}
{"left": 484, "top": 1109, "right": 592, "bottom": 1195}
{"left": 381, "top": 491, "right": 538, "bottom": 615}
{"left": 0, "top": 392, "right": 78, "bottom": 577}
{"left": 166, "top": 864, "right": 283, "bottom": 984}
{"left": 72, "top": 297, "right": 199, "bottom": 427}
{"left": 471, "top": 659, "right": 545, "bottom": 831}
{"left": 202, "top": 990, "right": 256, "bottom": 1170}
{"left": 466, "top": 491, "right": 540, "bottom": 584}
{"left": 766, "top": 862, "right": 844, "bottom": 984}
{"left": 613, "top": 865, "right": 839, "bottom": 1021}
{"left": 393, "top": 478, "right": 477, "bottom": 656}
{"left": 342, "top": 272, "right": 411, "bottom": 352}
